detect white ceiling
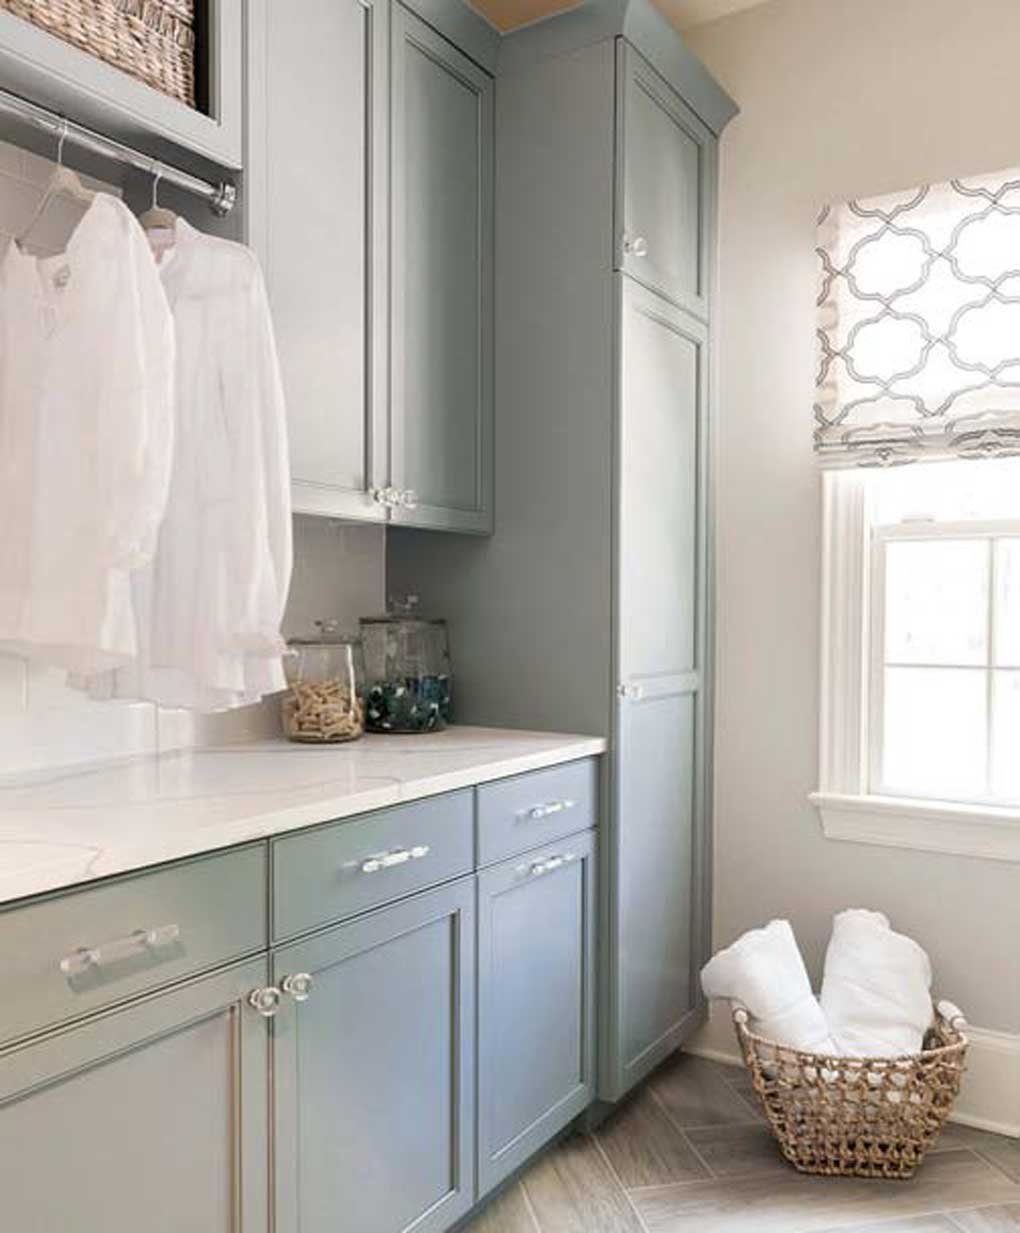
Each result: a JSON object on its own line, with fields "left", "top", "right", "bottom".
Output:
{"left": 468, "top": 0, "right": 772, "bottom": 32}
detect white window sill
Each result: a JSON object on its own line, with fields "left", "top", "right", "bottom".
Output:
{"left": 810, "top": 791, "right": 1020, "bottom": 862}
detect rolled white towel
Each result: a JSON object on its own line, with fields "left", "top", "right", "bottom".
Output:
{"left": 701, "top": 919, "right": 841, "bottom": 1055}
{"left": 820, "top": 909, "right": 933, "bottom": 1058}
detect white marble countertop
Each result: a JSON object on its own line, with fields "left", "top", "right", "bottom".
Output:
{"left": 0, "top": 726, "right": 606, "bottom": 907}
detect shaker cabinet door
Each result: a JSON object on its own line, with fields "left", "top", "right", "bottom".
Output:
{"left": 477, "top": 832, "right": 596, "bottom": 1196}
{"left": 0, "top": 958, "right": 270, "bottom": 1233}
{"left": 616, "top": 41, "right": 715, "bottom": 320}
{"left": 605, "top": 277, "right": 710, "bottom": 1099}
{"left": 390, "top": 2, "right": 494, "bottom": 533}
{"left": 247, "top": 0, "right": 388, "bottom": 520}
{"left": 272, "top": 880, "right": 476, "bottom": 1233}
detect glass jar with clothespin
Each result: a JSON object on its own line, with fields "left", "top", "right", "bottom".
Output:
{"left": 281, "top": 622, "right": 367, "bottom": 743}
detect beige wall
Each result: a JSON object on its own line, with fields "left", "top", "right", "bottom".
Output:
{"left": 686, "top": 0, "right": 1020, "bottom": 1033}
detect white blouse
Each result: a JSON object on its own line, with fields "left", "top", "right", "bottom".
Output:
{"left": 85, "top": 218, "right": 292, "bottom": 711}
{"left": 0, "top": 193, "right": 175, "bottom": 675}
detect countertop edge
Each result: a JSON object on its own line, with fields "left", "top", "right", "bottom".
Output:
{"left": 0, "top": 732, "right": 607, "bottom": 908}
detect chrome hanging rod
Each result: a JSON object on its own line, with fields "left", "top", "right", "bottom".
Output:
{"left": 0, "top": 85, "right": 236, "bottom": 216}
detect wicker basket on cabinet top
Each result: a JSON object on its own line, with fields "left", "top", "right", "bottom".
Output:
{"left": 1, "top": 0, "right": 197, "bottom": 107}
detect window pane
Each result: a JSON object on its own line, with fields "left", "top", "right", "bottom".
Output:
{"left": 881, "top": 666, "right": 987, "bottom": 800}
{"left": 992, "top": 670, "right": 1020, "bottom": 802}
{"left": 872, "top": 458, "right": 1020, "bottom": 525}
{"left": 884, "top": 539, "right": 989, "bottom": 666}
{"left": 994, "top": 539, "right": 1020, "bottom": 667}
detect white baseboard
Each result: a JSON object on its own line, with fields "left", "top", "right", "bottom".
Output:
{"left": 686, "top": 1007, "right": 1020, "bottom": 1139}
{"left": 952, "top": 1024, "right": 1020, "bottom": 1138}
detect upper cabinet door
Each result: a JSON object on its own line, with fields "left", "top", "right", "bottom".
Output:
{"left": 390, "top": 3, "right": 494, "bottom": 534}
{"left": 246, "top": 0, "right": 388, "bottom": 521}
{"left": 616, "top": 41, "right": 715, "bottom": 320}
{"left": 0, "top": 0, "right": 243, "bottom": 168}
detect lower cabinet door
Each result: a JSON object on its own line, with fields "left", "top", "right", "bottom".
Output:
{"left": 0, "top": 957, "right": 270, "bottom": 1233}
{"left": 272, "top": 880, "right": 476, "bottom": 1233}
{"left": 477, "top": 831, "right": 596, "bottom": 1196}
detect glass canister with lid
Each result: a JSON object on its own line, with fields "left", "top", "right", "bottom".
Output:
{"left": 359, "top": 597, "right": 452, "bottom": 733}
{"left": 281, "top": 621, "right": 366, "bottom": 743}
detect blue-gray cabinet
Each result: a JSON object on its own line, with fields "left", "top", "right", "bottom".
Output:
{"left": 0, "top": 957, "right": 270, "bottom": 1232}
{"left": 611, "top": 281, "right": 709, "bottom": 1090}
{"left": 0, "top": 0, "right": 243, "bottom": 168}
{"left": 0, "top": 763, "right": 599, "bottom": 1233}
{"left": 245, "top": 0, "right": 389, "bottom": 520}
{"left": 245, "top": 0, "right": 494, "bottom": 532}
{"left": 390, "top": 2, "right": 494, "bottom": 534}
{"left": 477, "top": 831, "right": 596, "bottom": 1196}
{"left": 387, "top": 0, "right": 736, "bottom": 1104}
{"left": 271, "top": 879, "right": 476, "bottom": 1233}
{"left": 616, "top": 41, "right": 714, "bottom": 320}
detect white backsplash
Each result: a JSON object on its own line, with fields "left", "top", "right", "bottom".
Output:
{"left": 0, "top": 141, "right": 387, "bottom": 773}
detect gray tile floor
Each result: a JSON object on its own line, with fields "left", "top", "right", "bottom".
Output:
{"left": 466, "top": 1055, "right": 1020, "bottom": 1233}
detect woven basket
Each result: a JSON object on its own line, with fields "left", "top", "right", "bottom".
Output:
{"left": 1, "top": 0, "right": 197, "bottom": 107}
{"left": 733, "top": 1000, "right": 968, "bottom": 1180}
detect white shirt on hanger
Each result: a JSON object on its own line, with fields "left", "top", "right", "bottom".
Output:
{"left": 84, "top": 217, "right": 293, "bottom": 711}
{"left": 0, "top": 193, "right": 175, "bottom": 675}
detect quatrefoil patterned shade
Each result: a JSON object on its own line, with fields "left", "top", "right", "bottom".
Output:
{"left": 815, "top": 167, "right": 1020, "bottom": 466}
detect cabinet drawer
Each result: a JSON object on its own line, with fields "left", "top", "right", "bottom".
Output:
{"left": 0, "top": 845, "right": 267, "bottom": 1046}
{"left": 476, "top": 760, "right": 598, "bottom": 867}
{"left": 272, "top": 791, "right": 474, "bottom": 941}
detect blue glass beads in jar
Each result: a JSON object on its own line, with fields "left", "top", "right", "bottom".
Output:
{"left": 359, "top": 598, "right": 452, "bottom": 734}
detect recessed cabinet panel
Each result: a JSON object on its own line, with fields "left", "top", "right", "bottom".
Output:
{"left": 0, "top": 959, "right": 269, "bottom": 1233}
{"left": 617, "top": 42, "right": 713, "bottom": 318}
{"left": 477, "top": 832, "right": 596, "bottom": 1196}
{"left": 391, "top": 3, "right": 494, "bottom": 532}
{"left": 273, "top": 881, "right": 475, "bottom": 1233}
{"left": 617, "top": 279, "right": 705, "bottom": 681}
{"left": 615, "top": 688, "right": 697, "bottom": 1082}
{"left": 250, "top": 0, "right": 387, "bottom": 519}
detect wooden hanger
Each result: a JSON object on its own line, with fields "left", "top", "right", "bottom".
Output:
{"left": 16, "top": 119, "right": 95, "bottom": 250}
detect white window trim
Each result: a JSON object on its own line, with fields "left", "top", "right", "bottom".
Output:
{"left": 813, "top": 470, "right": 1020, "bottom": 862}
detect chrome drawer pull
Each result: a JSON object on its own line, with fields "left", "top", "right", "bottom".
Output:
{"left": 528, "top": 853, "right": 577, "bottom": 878}
{"left": 527, "top": 798, "right": 576, "bottom": 821}
{"left": 281, "top": 972, "right": 315, "bottom": 1003}
{"left": 248, "top": 986, "right": 283, "bottom": 1019}
{"left": 59, "top": 923, "right": 181, "bottom": 978}
{"left": 360, "top": 844, "right": 431, "bottom": 874}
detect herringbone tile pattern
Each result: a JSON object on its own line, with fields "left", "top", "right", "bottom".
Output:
{"left": 465, "top": 1056, "right": 1020, "bottom": 1233}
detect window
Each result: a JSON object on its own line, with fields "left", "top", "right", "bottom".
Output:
{"left": 872, "top": 524, "right": 1020, "bottom": 806}
{"left": 812, "top": 164, "right": 1020, "bottom": 859}
{"left": 813, "top": 458, "right": 1020, "bottom": 862}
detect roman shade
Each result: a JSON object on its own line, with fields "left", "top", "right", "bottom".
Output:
{"left": 815, "top": 166, "right": 1020, "bottom": 466}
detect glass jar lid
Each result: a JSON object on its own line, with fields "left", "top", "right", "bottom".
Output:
{"left": 361, "top": 595, "right": 446, "bottom": 627}
{"left": 288, "top": 619, "right": 362, "bottom": 646}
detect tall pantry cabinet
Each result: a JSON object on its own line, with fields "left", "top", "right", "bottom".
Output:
{"left": 388, "top": 0, "right": 737, "bottom": 1101}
